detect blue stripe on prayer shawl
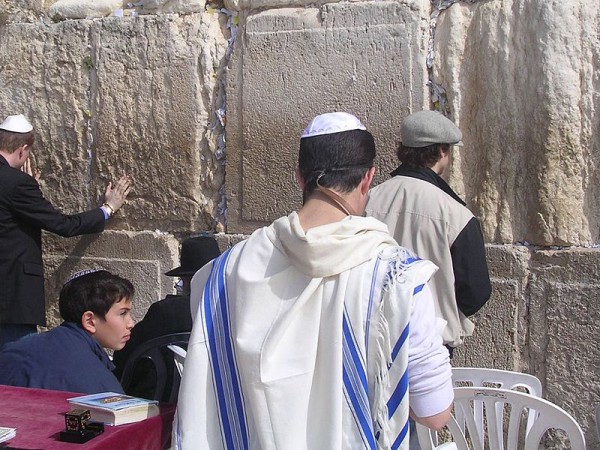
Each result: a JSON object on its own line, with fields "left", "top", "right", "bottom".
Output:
{"left": 391, "top": 324, "right": 409, "bottom": 362}
{"left": 387, "top": 368, "right": 408, "bottom": 418}
{"left": 413, "top": 283, "right": 424, "bottom": 295}
{"left": 342, "top": 310, "right": 376, "bottom": 449}
{"left": 391, "top": 419, "right": 410, "bottom": 450}
{"left": 402, "top": 255, "right": 419, "bottom": 265}
{"left": 203, "top": 249, "right": 249, "bottom": 450}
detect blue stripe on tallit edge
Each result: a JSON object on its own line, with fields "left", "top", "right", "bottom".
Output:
{"left": 391, "top": 324, "right": 409, "bottom": 363}
{"left": 203, "top": 249, "right": 249, "bottom": 450}
{"left": 391, "top": 418, "right": 410, "bottom": 450}
{"left": 387, "top": 368, "right": 408, "bottom": 418}
{"left": 413, "top": 284, "right": 424, "bottom": 295}
{"left": 342, "top": 311, "right": 376, "bottom": 450}
{"left": 402, "top": 255, "right": 419, "bottom": 265}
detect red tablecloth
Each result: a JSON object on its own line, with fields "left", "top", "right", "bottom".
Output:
{"left": 0, "top": 385, "right": 175, "bottom": 449}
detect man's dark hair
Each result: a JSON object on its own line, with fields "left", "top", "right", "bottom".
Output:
{"left": 299, "top": 129, "right": 375, "bottom": 199}
{"left": 59, "top": 270, "right": 134, "bottom": 322}
{"left": 396, "top": 143, "right": 449, "bottom": 169}
{"left": 0, "top": 130, "right": 34, "bottom": 153}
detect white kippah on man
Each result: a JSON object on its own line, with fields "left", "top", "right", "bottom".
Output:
{"left": 173, "top": 112, "right": 453, "bottom": 449}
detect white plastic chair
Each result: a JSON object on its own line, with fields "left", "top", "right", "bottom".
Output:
{"left": 416, "top": 368, "right": 542, "bottom": 450}
{"left": 447, "top": 387, "right": 585, "bottom": 450}
{"left": 451, "top": 368, "right": 542, "bottom": 448}
{"left": 167, "top": 344, "right": 187, "bottom": 377}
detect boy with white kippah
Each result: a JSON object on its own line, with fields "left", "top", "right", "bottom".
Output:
{"left": 0, "top": 114, "right": 133, "bottom": 347}
{"left": 0, "top": 270, "right": 135, "bottom": 394}
{"left": 173, "top": 112, "right": 453, "bottom": 449}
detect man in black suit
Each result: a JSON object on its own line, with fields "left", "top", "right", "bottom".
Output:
{"left": 112, "top": 235, "right": 221, "bottom": 399}
{"left": 0, "top": 114, "right": 132, "bottom": 347}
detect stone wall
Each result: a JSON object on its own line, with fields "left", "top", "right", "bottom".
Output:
{"left": 0, "top": 0, "right": 598, "bottom": 447}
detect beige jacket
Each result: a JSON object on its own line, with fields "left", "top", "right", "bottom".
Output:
{"left": 366, "top": 175, "right": 480, "bottom": 348}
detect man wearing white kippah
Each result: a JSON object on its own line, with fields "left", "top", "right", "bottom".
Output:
{"left": 0, "top": 114, "right": 133, "bottom": 348}
{"left": 173, "top": 112, "right": 453, "bottom": 449}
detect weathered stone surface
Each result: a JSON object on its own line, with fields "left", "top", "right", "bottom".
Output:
{"left": 453, "top": 279, "right": 523, "bottom": 369}
{"left": 90, "top": 14, "right": 228, "bottom": 232}
{"left": 49, "top": 0, "right": 123, "bottom": 20}
{"left": 224, "top": 0, "right": 329, "bottom": 12}
{"left": 454, "top": 245, "right": 530, "bottom": 371}
{"left": 0, "top": 14, "right": 228, "bottom": 233}
{"left": 135, "top": 0, "right": 206, "bottom": 15}
{"left": 0, "top": 0, "right": 46, "bottom": 23}
{"left": 43, "top": 230, "right": 179, "bottom": 327}
{"left": 528, "top": 249, "right": 600, "bottom": 449}
{"left": 434, "top": 0, "right": 600, "bottom": 246}
{"left": 227, "top": 0, "right": 430, "bottom": 233}
{"left": 0, "top": 21, "right": 103, "bottom": 213}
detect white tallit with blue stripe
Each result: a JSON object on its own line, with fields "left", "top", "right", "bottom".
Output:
{"left": 174, "top": 212, "right": 448, "bottom": 449}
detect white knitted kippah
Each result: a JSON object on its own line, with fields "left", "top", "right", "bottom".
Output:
{"left": 0, "top": 114, "right": 33, "bottom": 133}
{"left": 301, "top": 112, "right": 366, "bottom": 138}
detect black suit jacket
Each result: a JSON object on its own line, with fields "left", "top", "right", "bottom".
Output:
{"left": 112, "top": 294, "right": 193, "bottom": 399}
{"left": 0, "top": 155, "right": 106, "bottom": 326}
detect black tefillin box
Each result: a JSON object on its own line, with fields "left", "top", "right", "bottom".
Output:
{"left": 59, "top": 409, "right": 104, "bottom": 443}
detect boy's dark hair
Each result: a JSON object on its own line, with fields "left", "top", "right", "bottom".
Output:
{"left": 299, "top": 129, "right": 375, "bottom": 199}
{"left": 0, "top": 130, "right": 34, "bottom": 153}
{"left": 59, "top": 270, "right": 134, "bottom": 322}
{"left": 396, "top": 143, "right": 448, "bottom": 169}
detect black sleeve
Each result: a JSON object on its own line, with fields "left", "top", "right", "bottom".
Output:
{"left": 450, "top": 217, "right": 492, "bottom": 316}
{"left": 11, "top": 175, "right": 105, "bottom": 237}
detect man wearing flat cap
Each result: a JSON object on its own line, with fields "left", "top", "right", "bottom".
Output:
{"left": 174, "top": 112, "right": 453, "bottom": 449}
{"left": 0, "top": 114, "right": 132, "bottom": 347}
{"left": 366, "top": 110, "right": 491, "bottom": 358}
{"left": 112, "top": 235, "right": 221, "bottom": 399}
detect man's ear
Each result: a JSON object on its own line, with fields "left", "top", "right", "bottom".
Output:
{"left": 361, "top": 166, "right": 376, "bottom": 195}
{"left": 17, "top": 144, "right": 28, "bottom": 159}
{"left": 81, "top": 311, "right": 97, "bottom": 334}
{"left": 439, "top": 144, "right": 451, "bottom": 158}
{"left": 295, "top": 167, "right": 306, "bottom": 189}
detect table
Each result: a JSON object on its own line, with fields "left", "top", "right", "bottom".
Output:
{"left": 0, "top": 385, "right": 175, "bottom": 449}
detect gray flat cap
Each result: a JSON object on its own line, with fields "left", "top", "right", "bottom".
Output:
{"left": 400, "top": 110, "right": 462, "bottom": 148}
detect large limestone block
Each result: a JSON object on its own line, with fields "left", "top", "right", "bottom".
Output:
{"left": 528, "top": 249, "right": 600, "bottom": 447}
{"left": 89, "top": 14, "right": 228, "bottom": 232}
{"left": 0, "top": 21, "right": 109, "bottom": 213}
{"left": 135, "top": 0, "right": 206, "bottom": 15}
{"left": 224, "top": 0, "right": 330, "bottom": 12}
{"left": 227, "top": 1, "right": 430, "bottom": 233}
{"left": 434, "top": 0, "right": 600, "bottom": 246}
{"left": 453, "top": 245, "right": 530, "bottom": 370}
{"left": 0, "top": 0, "right": 46, "bottom": 23}
{"left": 49, "top": 0, "right": 123, "bottom": 20}
{"left": 43, "top": 231, "right": 179, "bottom": 327}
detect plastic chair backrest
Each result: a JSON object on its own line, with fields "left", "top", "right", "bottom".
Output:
{"left": 451, "top": 368, "right": 542, "bottom": 447}
{"left": 120, "top": 332, "right": 190, "bottom": 403}
{"left": 448, "top": 387, "right": 585, "bottom": 450}
{"left": 167, "top": 344, "right": 187, "bottom": 377}
{"left": 416, "top": 368, "right": 542, "bottom": 450}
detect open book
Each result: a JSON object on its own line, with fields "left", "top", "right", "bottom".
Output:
{"left": 0, "top": 426, "right": 16, "bottom": 444}
{"left": 67, "top": 392, "right": 159, "bottom": 426}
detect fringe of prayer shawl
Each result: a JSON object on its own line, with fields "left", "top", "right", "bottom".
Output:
{"left": 371, "top": 252, "right": 415, "bottom": 450}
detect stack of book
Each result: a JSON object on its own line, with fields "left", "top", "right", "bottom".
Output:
{"left": 67, "top": 392, "right": 159, "bottom": 426}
